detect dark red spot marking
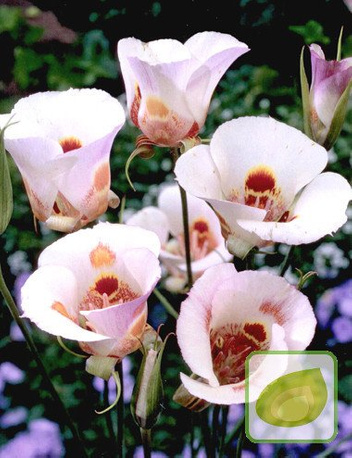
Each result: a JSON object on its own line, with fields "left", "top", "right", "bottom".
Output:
{"left": 185, "top": 121, "right": 199, "bottom": 138}
{"left": 246, "top": 168, "right": 276, "bottom": 193}
{"left": 243, "top": 322, "right": 266, "bottom": 342}
{"left": 193, "top": 220, "right": 209, "bottom": 233}
{"left": 131, "top": 84, "right": 141, "bottom": 127}
{"left": 94, "top": 276, "right": 119, "bottom": 297}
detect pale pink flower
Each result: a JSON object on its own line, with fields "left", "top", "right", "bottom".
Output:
{"left": 20, "top": 222, "right": 161, "bottom": 361}
{"left": 176, "top": 263, "right": 316, "bottom": 404}
{"left": 308, "top": 43, "right": 352, "bottom": 146}
{"left": 1, "top": 89, "right": 125, "bottom": 232}
{"left": 126, "top": 184, "right": 232, "bottom": 292}
{"left": 117, "top": 32, "right": 249, "bottom": 146}
{"left": 175, "top": 116, "right": 352, "bottom": 258}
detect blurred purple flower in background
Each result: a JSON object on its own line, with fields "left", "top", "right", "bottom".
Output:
{"left": 0, "top": 418, "right": 64, "bottom": 457}
{"left": 0, "top": 406, "right": 27, "bottom": 429}
{"left": 316, "top": 278, "right": 352, "bottom": 336}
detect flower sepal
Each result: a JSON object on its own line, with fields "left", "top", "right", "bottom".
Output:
{"left": 85, "top": 355, "right": 118, "bottom": 381}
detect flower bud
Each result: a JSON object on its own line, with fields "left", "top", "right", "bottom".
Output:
{"left": 0, "top": 123, "right": 13, "bottom": 235}
{"left": 130, "top": 330, "right": 168, "bottom": 430}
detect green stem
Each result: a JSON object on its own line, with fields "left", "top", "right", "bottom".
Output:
{"left": 116, "top": 361, "right": 124, "bottom": 458}
{"left": 279, "top": 245, "right": 294, "bottom": 277}
{"left": 0, "top": 263, "right": 88, "bottom": 457}
{"left": 153, "top": 288, "right": 179, "bottom": 319}
{"left": 224, "top": 413, "right": 244, "bottom": 453}
{"left": 316, "top": 432, "right": 352, "bottom": 458}
{"left": 171, "top": 147, "right": 193, "bottom": 290}
{"left": 104, "top": 380, "right": 116, "bottom": 446}
{"left": 178, "top": 184, "right": 194, "bottom": 289}
{"left": 140, "top": 428, "right": 152, "bottom": 458}
{"left": 219, "top": 406, "right": 229, "bottom": 458}
{"left": 211, "top": 405, "right": 221, "bottom": 456}
{"left": 235, "top": 421, "right": 245, "bottom": 458}
{"left": 199, "top": 410, "right": 212, "bottom": 458}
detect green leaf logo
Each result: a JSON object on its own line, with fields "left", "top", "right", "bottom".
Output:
{"left": 255, "top": 368, "right": 328, "bottom": 427}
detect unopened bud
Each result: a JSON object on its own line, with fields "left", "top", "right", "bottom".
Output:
{"left": 131, "top": 330, "right": 169, "bottom": 430}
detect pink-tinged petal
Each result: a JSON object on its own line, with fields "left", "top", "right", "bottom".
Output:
{"left": 177, "top": 266, "right": 316, "bottom": 405}
{"left": 178, "top": 243, "right": 232, "bottom": 275}
{"left": 232, "top": 271, "right": 316, "bottom": 349}
{"left": 11, "top": 88, "right": 125, "bottom": 143}
{"left": 81, "top": 297, "right": 147, "bottom": 340}
{"left": 5, "top": 136, "right": 76, "bottom": 220}
{"left": 312, "top": 67, "right": 352, "bottom": 128}
{"left": 126, "top": 206, "right": 170, "bottom": 245}
{"left": 115, "top": 248, "right": 162, "bottom": 295}
{"left": 20, "top": 265, "right": 108, "bottom": 342}
{"left": 174, "top": 145, "right": 223, "bottom": 199}
{"left": 185, "top": 32, "right": 249, "bottom": 118}
{"left": 158, "top": 183, "right": 224, "bottom": 244}
{"left": 180, "top": 323, "right": 287, "bottom": 404}
{"left": 176, "top": 264, "right": 237, "bottom": 386}
{"left": 58, "top": 135, "right": 116, "bottom": 221}
{"left": 210, "top": 116, "right": 328, "bottom": 203}
{"left": 238, "top": 172, "right": 352, "bottom": 245}
{"left": 38, "top": 223, "right": 161, "bottom": 300}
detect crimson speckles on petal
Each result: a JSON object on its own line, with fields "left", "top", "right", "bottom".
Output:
{"left": 210, "top": 323, "right": 268, "bottom": 385}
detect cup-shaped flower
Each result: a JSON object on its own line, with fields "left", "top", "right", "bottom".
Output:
{"left": 117, "top": 32, "right": 249, "bottom": 147}
{"left": 0, "top": 89, "right": 125, "bottom": 232}
{"left": 176, "top": 263, "right": 317, "bottom": 405}
{"left": 174, "top": 116, "right": 352, "bottom": 259}
{"left": 303, "top": 43, "right": 352, "bottom": 149}
{"left": 20, "top": 222, "right": 161, "bottom": 362}
{"left": 126, "top": 184, "right": 232, "bottom": 292}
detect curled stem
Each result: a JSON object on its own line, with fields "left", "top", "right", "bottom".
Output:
{"left": 95, "top": 370, "right": 121, "bottom": 415}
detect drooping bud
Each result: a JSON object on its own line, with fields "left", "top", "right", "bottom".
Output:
{"left": 0, "top": 122, "right": 14, "bottom": 235}
{"left": 130, "top": 328, "right": 169, "bottom": 430}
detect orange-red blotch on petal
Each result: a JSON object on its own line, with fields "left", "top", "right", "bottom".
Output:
{"left": 59, "top": 136, "right": 83, "bottom": 153}
{"left": 94, "top": 163, "right": 110, "bottom": 192}
{"left": 145, "top": 96, "right": 170, "bottom": 119}
{"left": 52, "top": 301, "right": 71, "bottom": 319}
{"left": 245, "top": 165, "right": 276, "bottom": 194}
{"left": 90, "top": 243, "right": 116, "bottom": 268}
{"left": 130, "top": 305, "right": 147, "bottom": 337}
{"left": 243, "top": 322, "right": 267, "bottom": 342}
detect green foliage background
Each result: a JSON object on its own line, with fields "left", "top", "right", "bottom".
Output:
{"left": 0, "top": 1, "right": 351, "bottom": 456}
